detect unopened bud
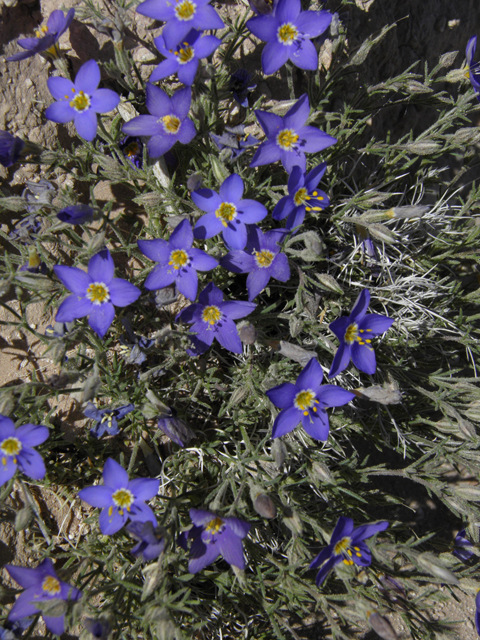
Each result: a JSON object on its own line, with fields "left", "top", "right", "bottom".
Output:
{"left": 254, "top": 493, "right": 277, "bottom": 519}
{"left": 417, "top": 552, "right": 459, "bottom": 584}
{"left": 271, "top": 439, "right": 286, "bottom": 468}
{"left": 367, "top": 611, "right": 399, "bottom": 640}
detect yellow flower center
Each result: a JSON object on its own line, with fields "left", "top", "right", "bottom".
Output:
{"left": 0, "top": 437, "right": 22, "bottom": 456}
{"left": 124, "top": 141, "right": 140, "bottom": 157}
{"left": 205, "top": 517, "right": 224, "bottom": 535}
{"left": 277, "top": 129, "right": 299, "bottom": 150}
{"left": 294, "top": 389, "right": 316, "bottom": 412}
{"left": 175, "top": 0, "right": 196, "bottom": 21}
{"left": 27, "top": 247, "right": 42, "bottom": 270}
{"left": 215, "top": 202, "right": 237, "bottom": 227}
{"left": 176, "top": 44, "right": 195, "bottom": 64}
{"left": 202, "top": 306, "right": 221, "bottom": 325}
{"left": 277, "top": 23, "right": 298, "bottom": 45}
{"left": 465, "top": 68, "right": 471, "bottom": 79}
{"left": 294, "top": 188, "right": 308, "bottom": 206}
{"left": 35, "top": 24, "right": 49, "bottom": 38}
{"left": 162, "top": 115, "right": 181, "bottom": 134}
{"left": 334, "top": 536, "right": 351, "bottom": 556}
{"left": 344, "top": 323, "right": 358, "bottom": 345}
{"left": 42, "top": 576, "right": 61, "bottom": 595}
{"left": 112, "top": 488, "right": 134, "bottom": 509}
{"left": 86, "top": 282, "right": 110, "bottom": 305}
{"left": 255, "top": 249, "right": 274, "bottom": 268}
{"left": 69, "top": 90, "right": 91, "bottom": 112}
{"left": 169, "top": 249, "right": 189, "bottom": 270}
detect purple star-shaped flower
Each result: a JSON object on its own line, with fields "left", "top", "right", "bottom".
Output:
{"left": 6, "top": 559, "right": 82, "bottom": 636}
{"left": 220, "top": 225, "right": 290, "bottom": 301}
{"left": 466, "top": 36, "right": 480, "bottom": 100}
{"left": 138, "top": 219, "right": 217, "bottom": 301}
{"left": 136, "top": 0, "right": 224, "bottom": 50}
{"left": 122, "top": 84, "right": 196, "bottom": 158}
{"left": 0, "top": 415, "right": 49, "bottom": 487}
{"left": 176, "top": 282, "right": 256, "bottom": 355}
{"left": 246, "top": 0, "right": 331, "bottom": 75}
{"left": 151, "top": 29, "right": 221, "bottom": 86}
{"left": 192, "top": 173, "right": 267, "bottom": 250}
{"left": 78, "top": 458, "right": 159, "bottom": 535}
{"left": 229, "top": 69, "right": 256, "bottom": 107}
{"left": 273, "top": 163, "right": 329, "bottom": 231}
{"left": 309, "top": 516, "right": 389, "bottom": 587}
{"left": 7, "top": 9, "right": 75, "bottom": 62}
{"left": 57, "top": 204, "right": 95, "bottom": 225}
{"left": 54, "top": 248, "right": 141, "bottom": 339}
{"left": 179, "top": 509, "right": 250, "bottom": 573}
{"left": 45, "top": 59, "right": 120, "bottom": 142}
{"left": 250, "top": 94, "right": 337, "bottom": 173}
{"left": 210, "top": 124, "right": 259, "bottom": 163}
{"left": 127, "top": 521, "right": 165, "bottom": 561}
{"left": 328, "top": 289, "right": 394, "bottom": 379}
{"left": 453, "top": 528, "right": 475, "bottom": 563}
{"left": 83, "top": 402, "right": 135, "bottom": 438}
{"left": 0, "top": 131, "right": 25, "bottom": 168}
{"left": 266, "top": 358, "right": 354, "bottom": 440}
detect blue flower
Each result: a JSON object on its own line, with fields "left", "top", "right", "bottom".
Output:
{"left": 78, "top": 458, "right": 159, "bottom": 535}
{"left": 229, "top": 69, "right": 256, "bottom": 107}
{"left": 176, "top": 282, "right": 256, "bottom": 355}
{"left": 57, "top": 204, "right": 95, "bottom": 225}
{"left": 6, "top": 559, "right": 82, "bottom": 636}
{"left": 7, "top": 9, "right": 75, "bottom": 62}
{"left": 466, "top": 36, "right": 480, "bottom": 100}
{"left": 0, "top": 131, "right": 25, "bottom": 168}
{"left": 122, "top": 84, "right": 196, "bottom": 158}
{"left": 119, "top": 318, "right": 154, "bottom": 366}
{"left": 127, "top": 521, "right": 165, "bottom": 561}
{"left": 54, "top": 248, "right": 141, "bottom": 339}
{"left": 0, "top": 415, "right": 49, "bottom": 487}
{"left": 138, "top": 219, "right": 217, "bottom": 301}
{"left": 83, "top": 402, "right": 135, "bottom": 438}
{"left": 136, "top": 0, "right": 224, "bottom": 50}
{"left": 118, "top": 136, "right": 144, "bottom": 169}
{"left": 328, "top": 289, "right": 394, "bottom": 378}
{"left": 246, "top": 0, "right": 331, "bottom": 75}
{"left": 266, "top": 358, "right": 355, "bottom": 440}
{"left": 157, "top": 408, "right": 195, "bottom": 447}
{"left": 220, "top": 225, "right": 290, "bottom": 301}
{"left": 310, "top": 516, "right": 389, "bottom": 586}
{"left": 179, "top": 509, "right": 250, "bottom": 573}
{"left": 22, "top": 179, "right": 56, "bottom": 213}
{"left": 46, "top": 60, "right": 120, "bottom": 142}
{"left": 151, "top": 29, "right": 221, "bottom": 86}
{"left": 9, "top": 215, "right": 42, "bottom": 243}
{"left": 210, "top": 125, "right": 259, "bottom": 163}
{"left": 273, "top": 163, "right": 329, "bottom": 231}
{"left": 192, "top": 173, "right": 267, "bottom": 250}
{"left": 251, "top": 94, "right": 336, "bottom": 173}
{"left": 453, "top": 528, "right": 475, "bottom": 563}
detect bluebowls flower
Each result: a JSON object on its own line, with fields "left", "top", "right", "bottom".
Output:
{"left": 192, "top": 173, "right": 267, "bottom": 250}
{"left": 310, "top": 516, "right": 389, "bottom": 586}
{"left": 328, "top": 289, "right": 394, "bottom": 378}
{"left": 466, "top": 36, "right": 480, "bottom": 99}
{"left": 273, "top": 163, "right": 329, "bottom": 230}
{"left": 122, "top": 84, "right": 196, "bottom": 158}
{"left": 0, "top": 131, "right": 25, "bottom": 168}
{"left": 246, "top": 0, "right": 331, "bottom": 75}
{"left": 266, "top": 358, "right": 354, "bottom": 440}
{"left": 0, "top": 415, "right": 49, "bottom": 486}
{"left": 7, "top": 9, "right": 75, "bottom": 62}
{"left": 45, "top": 59, "right": 120, "bottom": 142}
{"left": 78, "top": 458, "right": 159, "bottom": 535}
{"left": 54, "top": 248, "right": 141, "bottom": 339}
{"left": 250, "top": 94, "right": 336, "bottom": 173}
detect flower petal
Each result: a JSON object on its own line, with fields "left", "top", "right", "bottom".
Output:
{"left": 328, "top": 341, "right": 352, "bottom": 379}
{"left": 218, "top": 530, "right": 245, "bottom": 569}
{"left": 246, "top": 15, "right": 278, "bottom": 42}
{"left": 290, "top": 39, "right": 318, "bottom": 71}
{"left": 144, "top": 266, "right": 176, "bottom": 291}
{"left": 360, "top": 314, "right": 394, "bottom": 335}
{"left": 47, "top": 76, "right": 75, "bottom": 101}
{"left": 188, "top": 536, "right": 220, "bottom": 573}
{"left": 219, "top": 173, "right": 244, "bottom": 203}
{"left": 189, "top": 248, "right": 218, "bottom": 271}
{"left": 172, "top": 86, "right": 192, "bottom": 120}
{"left": 16, "top": 447, "right": 46, "bottom": 480}
{"left": 129, "top": 477, "right": 160, "bottom": 501}
{"left": 147, "top": 134, "right": 176, "bottom": 158}
{"left": 150, "top": 58, "right": 179, "bottom": 83}
{"left": 122, "top": 115, "right": 160, "bottom": 137}
{"left": 75, "top": 60, "right": 100, "bottom": 94}
{"left": 74, "top": 110, "right": 98, "bottom": 142}
{"left": 295, "top": 10, "right": 331, "bottom": 38}
{"left": 262, "top": 41, "right": 291, "bottom": 75}
{"left": 218, "top": 300, "right": 256, "bottom": 319}
{"left": 314, "top": 556, "right": 338, "bottom": 587}
{"left": 45, "top": 101, "right": 75, "bottom": 124}
{"left": 145, "top": 82, "right": 171, "bottom": 117}
{"left": 12, "top": 424, "right": 47, "bottom": 450}
{"left": 298, "top": 126, "right": 336, "bottom": 153}
{"left": 301, "top": 412, "right": 330, "bottom": 441}
{"left": 99, "top": 506, "right": 126, "bottom": 535}
{"left": 138, "top": 239, "right": 170, "bottom": 263}
{"left": 269, "top": 253, "right": 290, "bottom": 282}
{"left": 177, "top": 267, "right": 198, "bottom": 301}
{"left": 55, "top": 295, "right": 93, "bottom": 322}
{"left": 129, "top": 502, "right": 158, "bottom": 525}
{"left": 223, "top": 222, "right": 247, "bottom": 250}
{"left": 54, "top": 265, "right": 90, "bottom": 295}
{"left": 6, "top": 565, "right": 42, "bottom": 589}
{"left": 103, "top": 458, "right": 129, "bottom": 489}
{"left": 351, "top": 342, "right": 376, "bottom": 375}
{"left": 273, "top": 195, "right": 294, "bottom": 221}
{"left": 296, "top": 358, "right": 323, "bottom": 392}
{"left": 255, "top": 110, "right": 283, "bottom": 137}
{"left": 214, "top": 318, "right": 243, "bottom": 353}
{"left": 78, "top": 485, "right": 113, "bottom": 508}
{"left": 317, "top": 385, "right": 355, "bottom": 408}
{"left": 266, "top": 382, "right": 297, "bottom": 409}
{"left": 350, "top": 288, "right": 370, "bottom": 321}
{"left": 108, "top": 279, "right": 141, "bottom": 307}
{"left": 246, "top": 268, "right": 270, "bottom": 300}
{"left": 43, "top": 615, "right": 66, "bottom": 636}
{"left": 271, "top": 406, "right": 300, "bottom": 438}
{"left": 7, "top": 589, "right": 40, "bottom": 620}
{"left": 237, "top": 200, "right": 267, "bottom": 224}
{"left": 88, "top": 303, "right": 116, "bottom": 338}
{"left": 88, "top": 249, "right": 114, "bottom": 283}
{"left": 284, "top": 94, "right": 310, "bottom": 129}
{"left": 191, "top": 188, "right": 221, "bottom": 213}
{"left": 0, "top": 416, "right": 15, "bottom": 439}
{"left": 176, "top": 119, "right": 196, "bottom": 145}
{"left": 90, "top": 89, "right": 119, "bottom": 114}
{"left": 276, "top": 0, "right": 300, "bottom": 22}
{"left": 136, "top": 0, "right": 173, "bottom": 20}
{"left": 0, "top": 455, "right": 17, "bottom": 486}
{"left": 194, "top": 212, "right": 224, "bottom": 240}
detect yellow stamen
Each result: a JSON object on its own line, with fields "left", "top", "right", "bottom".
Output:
{"left": 205, "top": 516, "right": 224, "bottom": 535}
{"left": 174, "top": 0, "right": 196, "bottom": 21}
{"left": 254, "top": 249, "right": 274, "bottom": 268}
{"left": 294, "top": 389, "right": 316, "bottom": 412}
{"left": 0, "top": 437, "right": 22, "bottom": 456}
{"left": 86, "top": 282, "right": 110, "bottom": 305}
{"left": 42, "top": 576, "right": 61, "bottom": 595}
{"left": 344, "top": 323, "right": 358, "bottom": 345}
{"left": 69, "top": 90, "right": 90, "bottom": 112}
{"left": 294, "top": 188, "right": 308, "bottom": 206}
{"left": 178, "top": 45, "right": 194, "bottom": 64}
{"left": 334, "top": 536, "right": 351, "bottom": 556}
{"left": 277, "top": 129, "right": 299, "bottom": 150}
{"left": 169, "top": 249, "right": 189, "bottom": 270}
{"left": 277, "top": 23, "right": 298, "bottom": 45}
{"left": 202, "top": 306, "right": 221, "bottom": 325}
{"left": 215, "top": 202, "right": 237, "bottom": 227}
{"left": 111, "top": 488, "right": 134, "bottom": 509}
{"left": 162, "top": 115, "right": 181, "bottom": 134}
{"left": 35, "top": 25, "right": 49, "bottom": 38}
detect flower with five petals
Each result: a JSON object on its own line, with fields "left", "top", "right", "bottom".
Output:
{"left": 0, "top": 415, "right": 49, "bottom": 487}
{"left": 7, "top": 9, "right": 75, "bottom": 62}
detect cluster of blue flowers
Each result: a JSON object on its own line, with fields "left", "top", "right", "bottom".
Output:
{"left": 2, "top": 0, "right": 479, "bottom": 637}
